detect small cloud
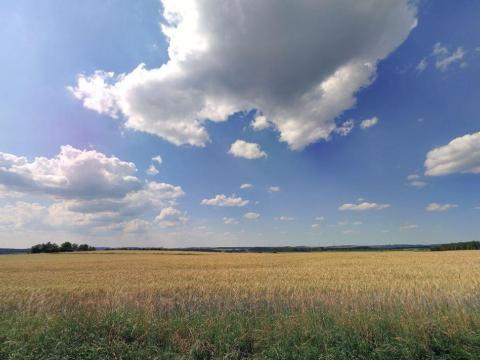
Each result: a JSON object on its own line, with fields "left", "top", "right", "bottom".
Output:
{"left": 416, "top": 57, "right": 428, "bottom": 72}
{"left": 274, "top": 216, "right": 294, "bottom": 221}
{"left": 400, "top": 224, "right": 418, "bottom": 230}
{"left": 311, "top": 223, "right": 320, "bottom": 229}
{"left": 251, "top": 113, "right": 271, "bottom": 131}
{"left": 335, "top": 220, "right": 362, "bottom": 227}
{"left": 426, "top": 203, "right": 458, "bottom": 212}
{"left": 315, "top": 216, "right": 325, "bottom": 221}
{"left": 146, "top": 164, "right": 159, "bottom": 176}
{"left": 432, "top": 43, "right": 448, "bottom": 56}
{"left": 244, "top": 212, "right": 260, "bottom": 220}
{"left": 223, "top": 217, "right": 239, "bottom": 225}
{"left": 339, "top": 201, "right": 390, "bottom": 211}
{"left": 152, "top": 155, "right": 162, "bottom": 164}
{"left": 410, "top": 180, "right": 427, "bottom": 188}
{"left": 360, "top": 116, "right": 379, "bottom": 129}
{"left": 335, "top": 120, "right": 354, "bottom": 136}
{"left": 407, "top": 174, "right": 426, "bottom": 188}
{"left": 240, "top": 183, "right": 253, "bottom": 189}
{"left": 201, "top": 194, "right": 249, "bottom": 207}
{"left": 425, "top": 131, "right": 480, "bottom": 176}
{"left": 146, "top": 155, "right": 162, "bottom": 176}
{"left": 123, "top": 219, "right": 151, "bottom": 234}
{"left": 268, "top": 186, "right": 280, "bottom": 193}
{"left": 229, "top": 140, "right": 267, "bottom": 159}
{"left": 155, "top": 207, "right": 188, "bottom": 228}
{"left": 432, "top": 43, "right": 466, "bottom": 72}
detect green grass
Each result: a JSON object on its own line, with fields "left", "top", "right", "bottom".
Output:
{"left": 2, "top": 307, "right": 480, "bottom": 359}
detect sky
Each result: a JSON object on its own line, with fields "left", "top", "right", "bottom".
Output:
{"left": 0, "top": 0, "right": 479, "bottom": 248}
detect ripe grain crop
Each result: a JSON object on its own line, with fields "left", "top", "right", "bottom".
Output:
{"left": 1, "top": 250, "right": 480, "bottom": 359}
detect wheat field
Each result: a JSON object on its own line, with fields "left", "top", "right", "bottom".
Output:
{"left": 1, "top": 250, "right": 480, "bottom": 359}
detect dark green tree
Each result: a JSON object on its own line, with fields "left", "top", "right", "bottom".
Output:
{"left": 60, "top": 242, "right": 74, "bottom": 252}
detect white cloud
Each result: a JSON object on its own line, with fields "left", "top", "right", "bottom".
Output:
{"left": 336, "top": 220, "right": 365, "bottom": 226}
{"left": 416, "top": 58, "right": 428, "bottom": 72}
{"left": 360, "top": 116, "right": 379, "bottom": 129}
{"left": 244, "top": 212, "right": 260, "bottom": 220}
{"left": 201, "top": 194, "right": 249, "bottom": 207}
{"left": 156, "top": 207, "right": 183, "bottom": 221}
{"left": 0, "top": 145, "right": 140, "bottom": 199}
{"left": 0, "top": 202, "right": 47, "bottom": 229}
{"left": 432, "top": 43, "right": 449, "bottom": 57}
{"left": 240, "top": 183, "right": 253, "bottom": 189}
{"left": 44, "top": 181, "right": 185, "bottom": 230}
{"left": 146, "top": 164, "right": 159, "bottom": 176}
{"left": 223, "top": 217, "right": 239, "bottom": 225}
{"left": 0, "top": 147, "right": 186, "bottom": 235}
{"left": 146, "top": 155, "right": 162, "bottom": 176}
{"left": 70, "top": 0, "right": 416, "bottom": 149}
{"left": 123, "top": 219, "right": 151, "bottom": 234}
{"left": 425, "top": 132, "right": 480, "bottom": 176}
{"left": 407, "top": 174, "right": 426, "bottom": 188}
{"left": 68, "top": 71, "right": 119, "bottom": 118}
{"left": 426, "top": 203, "right": 458, "bottom": 212}
{"left": 152, "top": 155, "right": 162, "bottom": 164}
{"left": 155, "top": 207, "right": 188, "bottom": 228}
{"left": 251, "top": 113, "right": 271, "bottom": 131}
{"left": 339, "top": 201, "right": 390, "bottom": 211}
{"left": 0, "top": 181, "right": 186, "bottom": 234}
{"left": 400, "top": 224, "right": 418, "bottom": 230}
{"left": 268, "top": 186, "right": 280, "bottom": 193}
{"left": 275, "top": 216, "right": 294, "bottom": 221}
{"left": 409, "top": 180, "right": 426, "bottom": 188}
{"left": 311, "top": 223, "right": 320, "bottom": 229}
{"left": 335, "top": 120, "right": 354, "bottom": 136}
{"left": 0, "top": 185, "right": 23, "bottom": 199}
{"left": 228, "top": 140, "right": 267, "bottom": 159}
{"left": 432, "top": 43, "right": 466, "bottom": 72}
{"left": 315, "top": 216, "right": 325, "bottom": 221}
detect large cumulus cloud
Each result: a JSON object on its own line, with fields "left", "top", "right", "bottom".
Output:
{"left": 0, "top": 146, "right": 186, "bottom": 234}
{"left": 70, "top": 0, "right": 417, "bottom": 149}
{"left": 0, "top": 145, "right": 140, "bottom": 198}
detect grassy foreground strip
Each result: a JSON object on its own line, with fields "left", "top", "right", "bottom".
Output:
{"left": 1, "top": 251, "right": 480, "bottom": 359}
{"left": 2, "top": 307, "right": 480, "bottom": 359}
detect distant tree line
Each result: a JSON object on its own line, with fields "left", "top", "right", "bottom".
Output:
{"left": 431, "top": 241, "right": 480, "bottom": 251}
{"left": 31, "top": 242, "right": 96, "bottom": 254}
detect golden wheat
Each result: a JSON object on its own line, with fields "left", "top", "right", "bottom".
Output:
{"left": 1, "top": 250, "right": 479, "bottom": 320}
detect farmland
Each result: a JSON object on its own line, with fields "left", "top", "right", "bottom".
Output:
{"left": 1, "top": 250, "right": 480, "bottom": 359}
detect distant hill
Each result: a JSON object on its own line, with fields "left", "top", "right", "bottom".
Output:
{"left": 3, "top": 242, "right": 478, "bottom": 255}
{"left": 0, "top": 248, "right": 29, "bottom": 255}
{"left": 111, "top": 244, "right": 432, "bottom": 253}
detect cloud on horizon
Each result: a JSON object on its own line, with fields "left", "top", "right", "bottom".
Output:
{"left": 0, "top": 146, "right": 186, "bottom": 235}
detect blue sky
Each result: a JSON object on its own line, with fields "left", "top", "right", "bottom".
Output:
{"left": 0, "top": 0, "right": 479, "bottom": 248}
